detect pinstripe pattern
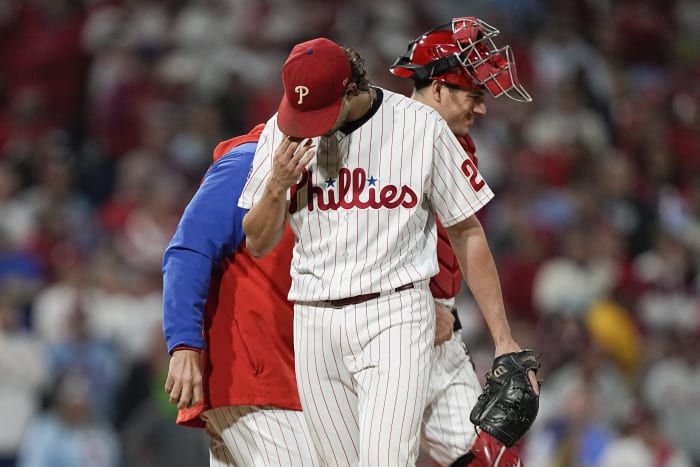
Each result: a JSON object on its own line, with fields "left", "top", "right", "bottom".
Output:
{"left": 238, "top": 89, "right": 494, "bottom": 303}
{"left": 294, "top": 283, "right": 435, "bottom": 466}
{"left": 203, "top": 405, "right": 319, "bottom": 467}
{"left": 422, "top": 333, "right": 482, "bottom": 465}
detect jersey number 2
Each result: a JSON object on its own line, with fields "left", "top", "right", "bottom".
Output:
{"left": 461, "top": 159, "right": 485, "bottom": 191}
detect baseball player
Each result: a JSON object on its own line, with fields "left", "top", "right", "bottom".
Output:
{"left": 162, "top": 124, "right": 319, "bottom": 466}
{"left": 239, "top": 36, "right": 529, "bottom": 466}
{"left": 163, "top": 125, "right": 478, "bottom": 467}
{"left": 391, "top": 17, "right": 537, "bottom": 467}
{"left": 159, "top": 122, "right": 489, "bottom": 466}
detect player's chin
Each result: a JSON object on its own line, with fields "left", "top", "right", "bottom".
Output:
{"left": 456, "top": 123, "right": 472, "bottom": 136}
{"left": 461, "top": 118, "right": 474, "bottom": 130}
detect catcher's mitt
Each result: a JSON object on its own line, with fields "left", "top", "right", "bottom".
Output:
{"left": 469, "top": 349, "right": 541, "bottom": 447}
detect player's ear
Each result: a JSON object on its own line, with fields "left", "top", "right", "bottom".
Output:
{"left": 431, "top": 80, "right": 444, "bottom": 102}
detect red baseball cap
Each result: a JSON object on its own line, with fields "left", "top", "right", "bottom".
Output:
{"left": 277, "top": 38, "right": 352, "bottom": 138}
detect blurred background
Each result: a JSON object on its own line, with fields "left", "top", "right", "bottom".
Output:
{"left": 0, "top": 0, "right": 698, "bottom": 466}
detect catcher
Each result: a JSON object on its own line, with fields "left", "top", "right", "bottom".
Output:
{"left": 390, "top": 16, "right": 541, "bottom": 466}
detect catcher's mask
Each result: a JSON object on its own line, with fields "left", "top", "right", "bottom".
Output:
{"left": 390, "top": 17, "right": 532, "bottom": 102}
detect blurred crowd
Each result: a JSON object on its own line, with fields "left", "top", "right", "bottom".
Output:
{"left": 0, "top": 0, "right": 698, "bottom": 466}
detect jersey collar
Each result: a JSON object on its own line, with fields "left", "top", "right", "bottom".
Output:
{"left": 338, "top": 87, "right": 383, "bottom": 136}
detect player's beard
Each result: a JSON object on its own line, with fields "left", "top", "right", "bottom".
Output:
{"left": 447, "top": 116, "right": 473, "bottom": 137}
{"left": 316, "top": 135, "right": 343, "bottom": 177}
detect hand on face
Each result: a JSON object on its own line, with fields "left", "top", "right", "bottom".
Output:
{"left": 269, "top": 136, "right": 316, "bottom": 192}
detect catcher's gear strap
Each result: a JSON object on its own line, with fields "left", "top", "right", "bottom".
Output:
{"left": 430, "top": 219, "right": 462, "bottom": 299}
{"left": 451, "top": 308, "right": 462, "bottom": 331}
{"left": 390, "top": 53, "right": 462, "bottom": 82}
{"left": 449, "top": 452, "right": 474, "bottom": 467}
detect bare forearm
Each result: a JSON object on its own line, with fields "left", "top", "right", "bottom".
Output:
{"left": 243, "top": 135, "right": 315, "bottom": 257}
{"left": 242, "top": 184, "right": 288, "bottom": 257}
{"left": 446, "top": 217, "right": 514, "bottom": 351}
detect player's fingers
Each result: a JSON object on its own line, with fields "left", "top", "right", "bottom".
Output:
{"left": 288, "top": 136, "right": 314, "bottom": 156}
{"left": 190, "top": 383, "right": 204, "bottom": 409}
{"left": 276, "top": 144, "right": 307, "bottom": 172}
{"left": 528, "top": 370, "right": 540, "bottom": 396}
{"left": 280, "top": 135, "right": 298, "bottom": 150}
{"left": 434, "top": 329, "right": 452, "bottom": 346}
{"left": 281, "top": 142, "right": 314, "bottom": 173}
{"left": 164, "top": 374, "right": 174, "bottom": 394}
{"left": 292, "top": 141, "right": 315, "bottom": 166}
{"left": 286, "top": 138, "right": 308, "bottom": 161}
{"left": 287, "top": 140, "right": 302, "bottom": 157}
{"left": 177, "top": 383, "right": 193, "bottom": 409}
{"left": 296, "top": 148, "right": 316, "bottom": 168}
{"left": 274, "top": 137, "right": 298, "bottom": 161}
{"left": 167, "top": 381, "right": 182, "bottom": 405}
{"left": 295, "top": 137, "right": 312, "bottom": 151}
{"left": 288, "top": 135, "right": 305, "bottom": 145}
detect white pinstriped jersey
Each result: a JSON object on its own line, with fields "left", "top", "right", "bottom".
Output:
{"left": 238, "top": 88, "right": 494, "bottom": 302}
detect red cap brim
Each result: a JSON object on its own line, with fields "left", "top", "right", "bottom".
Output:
{"left": 277, "top": 94, "right": 342, "bottom": 138}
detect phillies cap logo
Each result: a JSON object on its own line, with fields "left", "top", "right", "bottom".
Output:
{"left": 295, "top": 86, "right": 309, "bottom": 104}
{"left": 277, "top": 38, "right": 352, "bottom": 138}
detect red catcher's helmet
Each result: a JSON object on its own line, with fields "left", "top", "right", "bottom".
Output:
{"left": 390, "top": 17, "right": 532, "bottom": 102}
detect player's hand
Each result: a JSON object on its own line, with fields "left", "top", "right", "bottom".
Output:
{"left": 269, "top": 135, "right": 315, "bottom": 193}
{"left": 165, "top": 349, "right": 204, "bottom": 409}
{"left": 434, "top": 302, "right": 455, "bottom": 346}
{"left": 494, "top": 340, "right": 540, "bottom": 396}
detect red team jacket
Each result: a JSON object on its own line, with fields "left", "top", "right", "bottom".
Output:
{"left": 176, "top": 127, "right": 300, "bottom": 427}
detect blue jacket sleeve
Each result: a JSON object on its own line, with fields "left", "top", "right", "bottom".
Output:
{"left": 162, "top": 142, "right": 255, "bottom": 354}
